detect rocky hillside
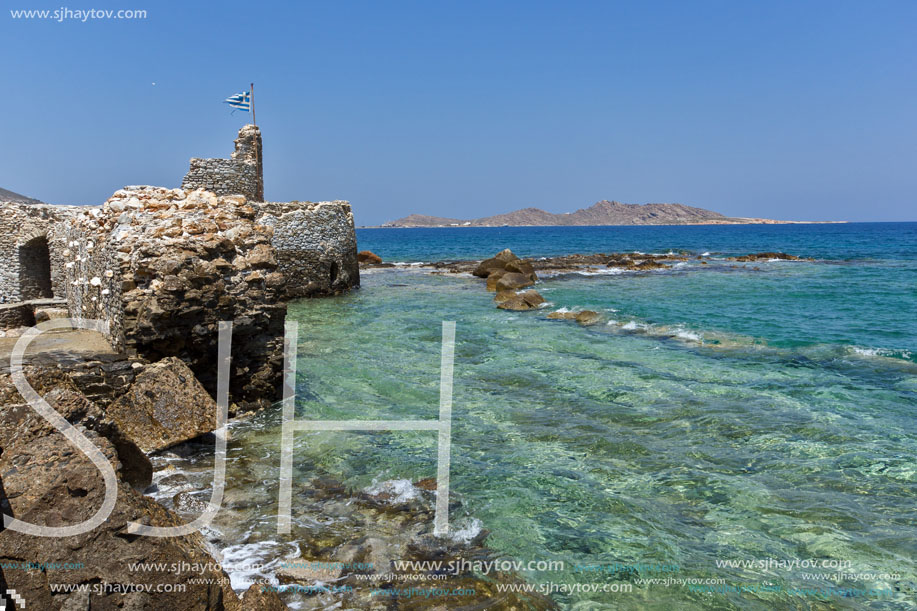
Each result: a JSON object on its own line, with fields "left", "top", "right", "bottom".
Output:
{"left": 384, "top": 200, "right": 767, "bottom": 227}
{"left": 0, "top": 186, "right": 43, "bottom": 205}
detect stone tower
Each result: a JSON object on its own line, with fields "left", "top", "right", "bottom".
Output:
{"left": 231, "top": 124, "right": 264, "bottom": 201}
{"left": 181, "top": 124, "right": 264, "bottom": 201}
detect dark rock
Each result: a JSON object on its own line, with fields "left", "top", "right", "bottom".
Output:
{"left": 495, "top": 272, "right": 535, "bottom": 291}
{"left": 472, "top": 248, "right": 518, "bottom": 277}
{"left": 485, "top": 268, "right": 507, "bottom": 291}
{"left": 413, "top": 477, "right": 437, "bottom": 491}
{"left": 107, "top": 357, "right": 220, "bottom": 453}
{"left": 0, "top": 303, "right": 35, "bottom": 330}
{"left": 0, "top": 424, "right": 240, "bottom": 610}
{"left": 504, "top": 258, "right": 537, "bottom": 281}
{"left": 496, "top": 290, "right": 545, "bottom": 311}
{"left": 636, "top": 259, "right": 665, "bottom": 270}
{"left": 0, "top": 366, "right": 152, "bottom": 489}
{"left": 732, "top": 252, "right": 802, "bottom": 262}
{"left": 239, "top": 584, "right": 288, "bottom": 610}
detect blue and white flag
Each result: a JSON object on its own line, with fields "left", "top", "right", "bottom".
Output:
{"left": 224, "top": 90, "right": 251, "bottom": 112}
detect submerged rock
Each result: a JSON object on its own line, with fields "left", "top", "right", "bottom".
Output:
{"left": 731, "top": 251, "right": 802, "bottom": 261}
{"left": 107, "top": 357, "right": 219, "bottom": 453}
{"left": 547, "top": 310, "right": 602, "bottom": 325}
{"left": 265, "top": 474, "right": 557, "bottom": 610}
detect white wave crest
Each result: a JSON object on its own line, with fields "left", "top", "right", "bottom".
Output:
{"left": 364, "top": 478, "right": 419, "bottom": 504}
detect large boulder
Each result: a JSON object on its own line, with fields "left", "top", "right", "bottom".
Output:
{"left": 495, "top": 272, "right": 535, "bottom": 291}
{"left": 474, "top": 249, "right": 539, "bottom": 294}
{"left": 504, "top": 258, "right": 537, "bottom": 281}
{"left": 107, "top": 357, "right": 220, "bottom": 453}
{"left": 496, "top": 290, "right": 545, "bottom": 311}
{"left": 472, "top": 248, "right": 518, "bottom": 277}
{"left": 485, "top": 269, "right": 507, "bottom": 291}
{"left": 0, "top": 374, "right": 241, "bottom": 610}
{"left": 356, "top": 250, "right": 382, "bottom": 264}
{"left": 0, "top": 367, "right": 151, "bottom": 489}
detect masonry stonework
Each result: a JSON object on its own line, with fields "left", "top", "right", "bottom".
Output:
{"left": 0, "top": 202, "right": 72, "bottom": 303}
{"left": 54, "top": 186, "right": 358, "bottom": 410}
{"left": 256, "top": 201, "right": 359, "bottom": 298}
{"left": 182, "top": 124, "right": 264, "bottom": 201}
{"left": 1, "top": 126, "right": 360, "bottom": 410}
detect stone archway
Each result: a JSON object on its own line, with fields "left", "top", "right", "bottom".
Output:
{"left": 18, "top": 234, "right": 53, "bottom": 300}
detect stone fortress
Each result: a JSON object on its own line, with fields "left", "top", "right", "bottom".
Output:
{"left": 0, "top": 125, "right": 359, "bottom": 410}
{"left": 181, "top": 123, "right": 264, "bottom": 201}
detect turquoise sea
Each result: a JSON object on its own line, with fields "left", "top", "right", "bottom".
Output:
{"left": 157, "top": 223, "right": 917, "bottom": 609}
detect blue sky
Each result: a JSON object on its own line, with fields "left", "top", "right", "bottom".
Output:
{"left": 2, "top": 1, "right": 915, "bottom": 224}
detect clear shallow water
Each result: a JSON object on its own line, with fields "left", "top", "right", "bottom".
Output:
{"left": 159, "top": 224, "right": 917, "bottom": 609}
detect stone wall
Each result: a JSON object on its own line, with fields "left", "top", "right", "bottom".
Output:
{"left": 0, "top": 201, "right": 72, "bottom": 303}
{"left": 1, "top": 122, "right": 359, "bottom": 410}
{"left": 63, "top": 187, "right": 286, "bottom": 411}
{"left": 181, "top": 124, "right": 264, "bottom": 201}
{"left": 256, "top": 200, "right": 360, "bottom": 298}
{"left": 57, "top": 186, "right": 359, "bottom": 411}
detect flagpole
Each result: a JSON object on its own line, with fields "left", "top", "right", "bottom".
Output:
{"left": 250, "top": 82, "right": 256, "bottom": 126}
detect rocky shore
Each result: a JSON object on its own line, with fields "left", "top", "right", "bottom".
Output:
{"left": 360, "top": 248, "right": 808, "bottom": 322}
{"left": 0, "top": 206, "right": 572, "bottom": 609}
{"left": 0, "top": 182, "right": 361, "bottom": 609}
{"left": 0, "top": 364, "right": 287, "bottom": 609}
{"left": 0, "top": 188, "right": 808, "bottom": 610}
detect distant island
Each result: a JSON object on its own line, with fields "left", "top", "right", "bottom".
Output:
{"left": 0, "top": 186, "right": 43, "bottom": 205}
{"left": 380, "top": 200, "right": 839, "bottom": 227}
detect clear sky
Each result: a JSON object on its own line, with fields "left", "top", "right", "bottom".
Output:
{"left": 3, "top": 0, "right": 915, "bottom": 225}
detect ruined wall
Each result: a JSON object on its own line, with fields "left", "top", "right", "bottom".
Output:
{"left": 256, "top": 200, "right": 360, "bottom": 298}
{"left": 181, "top": 125, "right": 263, "bottom": 201}
{"left": 4, "top": 183, "right": 360, "bottom": 410}
{"left": 64, "top": 186, "right": 286, "bottom": 411}
{"left": 0, "top": 201, "right": 71, "bottom": 303}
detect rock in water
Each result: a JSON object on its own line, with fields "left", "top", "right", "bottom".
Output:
{"left": 472, "top": 248, "right": 519, "bottom": 277}
{"left": 496, "top": 290, "right": 545, "bottom": 311}
{"left": 733, "top": 251, "right": 802, "bottom": 261}
{"left": 495, "top": 272, "right": 535, "bottom": 291}
{"left": 485, "top": 268, "right": 507, "bottom": 291}
{"left": 575, "top": 310, "right": 602, "bottom": 325}
{"left": 357, "top": 250, "right": 383, "bottom": 264}
{"left": 504, "top": 258, "right": 537, "bottom": 281}
{"left": 547, "top": 310, "right": 602, "bottom": 325}
{"left": 107, "top": 357, "right": 219, "bottom": 453}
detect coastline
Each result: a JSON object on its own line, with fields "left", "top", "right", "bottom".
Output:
{"left": 360, "top": 219, "right": 849, "bottom": 228}
{"left": 3, "top": 221, "right": 915, "bottom": 609}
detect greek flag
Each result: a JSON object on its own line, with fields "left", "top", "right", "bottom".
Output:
{"left": 224, "top": 91, "right": 251, "bottom": 112}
